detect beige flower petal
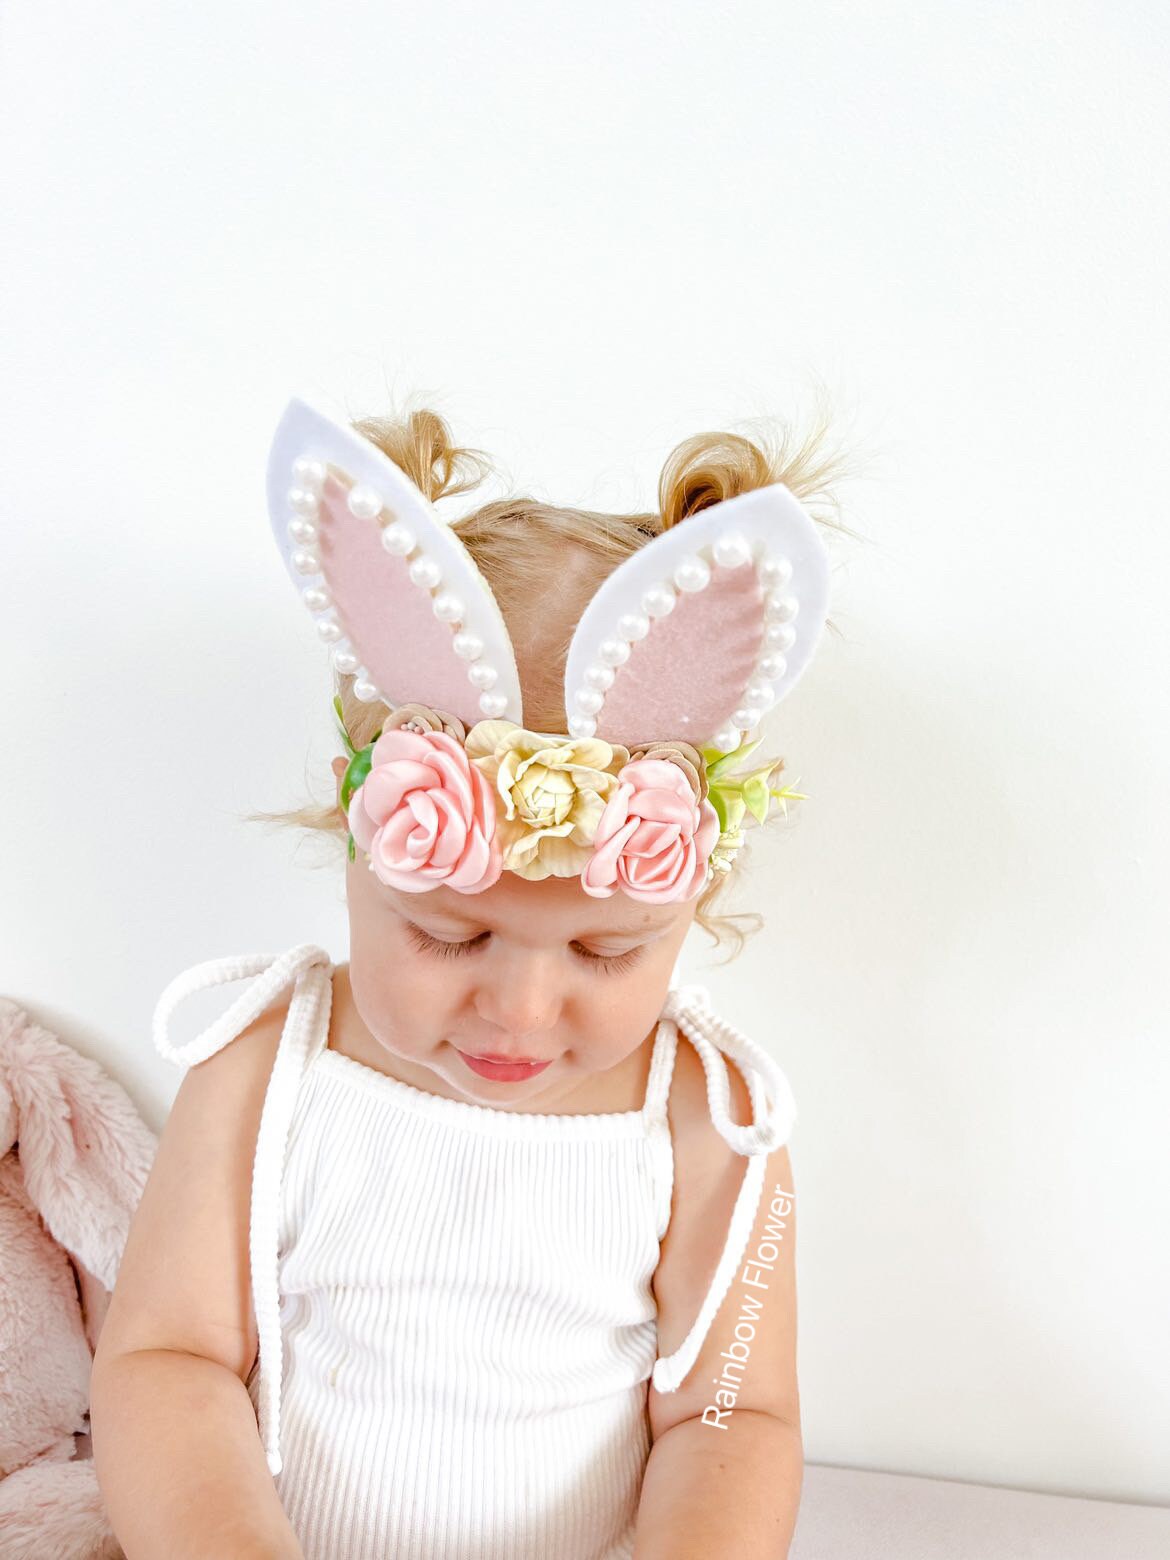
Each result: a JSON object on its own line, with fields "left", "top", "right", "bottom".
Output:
{"left": 381, "top": 702, "right": 468, "bottom": 742}
{"left": 627, "top": 740, "right": 709, "bottom": 802}
{"left": 566, "top": 785, "right": 608, "bottom": 841}
{"left": 465, "top": 719, "right": 521, "bottom": 760}
{"left": 509, "top": 832, "right": 595, "bottom": 880}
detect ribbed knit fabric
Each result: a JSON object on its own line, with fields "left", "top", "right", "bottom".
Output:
{"left": 152, "top": 943, "right": 796, "bottom": 1560}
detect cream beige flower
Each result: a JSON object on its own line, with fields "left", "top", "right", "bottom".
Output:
{"left": 626, "top": 739, "right": 709, "bottom": 803}
{"left": 465, "top": 720, "right": 631, "bottom": 880}
{"left": 380, "top": 702, "right": 467, "bottom": 742}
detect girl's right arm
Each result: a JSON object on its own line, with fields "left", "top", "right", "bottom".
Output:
{"left": 90, "top": 999, "right": 305, "bottom": 1560}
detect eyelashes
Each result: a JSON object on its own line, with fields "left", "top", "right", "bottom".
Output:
{"left": 403, "top": 924, "right": 645, "bottom": 976}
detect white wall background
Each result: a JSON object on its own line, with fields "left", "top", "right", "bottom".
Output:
{"left": 2, "top": 0, "right": 1166, "bottom": 1508}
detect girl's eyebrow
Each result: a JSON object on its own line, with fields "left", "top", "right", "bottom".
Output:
{"left": 420, "top": 909, "right": 669, "bottom": 940}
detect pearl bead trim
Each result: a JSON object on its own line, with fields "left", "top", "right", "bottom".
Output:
{"left": 565, "top": 532, "right": 799, "bottom": 749}
{"left": 284, "top": 456, "right": 511, "bottom": 720}
{"left": 284, "top": 445, "right": 807, "bottom": 748}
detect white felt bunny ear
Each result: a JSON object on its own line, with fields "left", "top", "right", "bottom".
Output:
{"left": 266, "top": 396, "right": 523, "bottom": 728}
{"left": 562, "top": 484, "right": 831, "bottom": 752}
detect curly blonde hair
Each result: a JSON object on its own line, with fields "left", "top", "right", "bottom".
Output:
{"left": 246, "top": 389, "right": 865, "bottom": 962}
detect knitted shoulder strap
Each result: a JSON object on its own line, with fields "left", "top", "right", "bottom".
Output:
{"left": 648, "top": 983, "right": 796, "bottom": 1395}
{"left": 151, "top": 943, "right": 334, "bottom": 1476}
{"left": 641, "top": 1014, "right": 681, "bottom": 1240}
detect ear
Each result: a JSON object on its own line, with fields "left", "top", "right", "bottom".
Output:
{"left": 266, "top": 397, "right": 524, "bottom": 729}
{"left": 561, "top": 485, "right": 830, "bottom": 751}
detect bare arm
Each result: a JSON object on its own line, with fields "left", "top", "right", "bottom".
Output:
{"left": 637, "top": 1038, "right": 803, "bottom": 1555}
{"left": 90, "top": 999, "right": 301, "bottom": 1557}
{"left": 90, "top": 1348, "right": 304, "bottom": 1560}
{"left": 633, "top": 1408, "right": 802, "bottom": 1558}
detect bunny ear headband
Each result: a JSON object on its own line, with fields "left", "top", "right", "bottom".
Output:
{"left": 265, "top": 395, "right": 831, "bottom": 904}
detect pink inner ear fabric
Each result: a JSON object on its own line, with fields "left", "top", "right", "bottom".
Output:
{"left": 316, "top": 474, "right": 483, "bottom": 726}
{"left": 594, "top": 563, "right": 765, "bottom": 745}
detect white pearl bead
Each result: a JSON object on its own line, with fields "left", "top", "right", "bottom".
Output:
{"left": 288, "top": 486, "right": 320, "bottom": 517}
{"left": 354, "top": 678, "right": 379, "bottom": 702}
{"left": 302, "top": 586, "right": 331, "bottom": 612}
{"left": 618, "top": 612, "right": 650, "bottom": 641}
{"left": 288, "top": 516, "right": 318, "bottom": 545}
{"left": 764, "top": 621, "right": 797, "bottom": 651}
{"left": 712, "top": 532, "right": 751, "bottom": 569}
{"left": 597, "top": 637, "right": 631, "bottom": 668}
{"left": 574, "top": 687, "right": 605, "bottom": 715}
{"left": 292, "top": 549, "right": 320, "bottom": 576}
{"left": 744, "top": 678, "right": 775, "bottom": 710}
{"left": 333, "top": 648, "right": 359, "bottom": 674}
{"left": 568, "top": 714, "right": 597, "bottom": 738}
{"left": 452, "top": 632, "right": 483, "bottom": 661}
{"left": 292, "top": 457, "right": 326, "bottom": 492}
{"left": 479, "top": 691, "right": 509, "bottom": 718}
{"left": 315, "top": 616, "right": 342, "bottom": 644}
{"left": 713, "top": 723, "right": 741, "bottom": 751}
{"left": 381, "top": 522, "right": 415, "bottom": 556}
{"left": 408, "top": 556, "right": 442, "bottom": 589}
{"left": 468, "top": 662, "right": 499, "bottom": 690}
{"left": 673, "top": 555, "right": 711, "bottom": 593}
{"left": 758, "top": 554, "right": 793, "bottom": 587}
{"left": 347, "top": 484, "right": 383, "bottom": 520}
{"left": 765, "top": 592, "right": 799, "bottom": 623}
{"left": 758, "top": 651, "right": 788, "bottom": 680}
{"left": 432, "top": 591, "right": 464, "bottom": 624}
{"left": 642, "top": 584, "right": 676, "bottom": 619}
{"left": 731, "top": 707, "right": 762, "bottom": 728}
{"left": 584, "top": 663, "right": 615, "bottom": 691}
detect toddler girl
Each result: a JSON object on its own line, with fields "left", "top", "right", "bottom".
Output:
{"left": 91, "top": 393, "right": 845, "bottom": 1560}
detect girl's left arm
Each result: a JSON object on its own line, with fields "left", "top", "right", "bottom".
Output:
{"left": 634, "top": 1049, "right": 802, "bottom": 1559}
{"left": 634, "top": 1401, "right": 803, "bottom": 1560}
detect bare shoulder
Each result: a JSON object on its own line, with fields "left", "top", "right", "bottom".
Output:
{"left": 648, "top": 1021, "right": 800, "bottom": 1442}
{"left": 92, "top": 988, "right": 294, "bottom": 1385}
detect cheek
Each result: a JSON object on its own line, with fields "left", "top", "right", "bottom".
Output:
{"left": 575, "top": 961, "right": 675, "bottom": 1064}
{"left": 347, "top": 869, "right": 452, "bottom": 1001}
{"left": 359, "top": 945, "right": 487, "bottom": 1051}
{"left": 353, "top": 947, "right": 455, "bottom": 1022}
{"left": 621, "top": 945, "right": 685, "bottom": 1032}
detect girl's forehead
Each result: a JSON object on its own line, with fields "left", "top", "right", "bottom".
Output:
{"left": 397, "top": 881, "right": 680, "bottom": 940}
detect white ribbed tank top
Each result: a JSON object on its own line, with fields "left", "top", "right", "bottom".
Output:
{"left": 152, "top": 944, "right": 796, "bottom": 1560}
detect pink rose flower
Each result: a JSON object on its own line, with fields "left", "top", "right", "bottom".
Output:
{"left": 348, "top": 728, "right": 503, "bottom": 894}
{"left": 580, "top": 758, "right": 721, "bottom": 904}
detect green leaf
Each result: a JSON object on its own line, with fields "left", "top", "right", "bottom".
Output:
{"left": 709, "top": 787, "right": 731, "bottom": 832}
{"left": 333, "top": 695, "right": 357, "bottom": 758}
{"left": 340, "top": 743, "right": 374, "bottom": 813}
{"left": 743, "top": 761, "right": 779, "bottom": 786}
{"left": 704, "top": 735, "right": 764, "bottom": 780}
{"left": 742, "top": 773, "right": 770, "bottom": 824}
{"left": 771, "top": 782, "right": 809, "bottom": 803}
{"left": 709, "top": 782, "right": 747, "bottom": 831}
{"left": 347, "top": 832, "right": 356, "bottom": 862}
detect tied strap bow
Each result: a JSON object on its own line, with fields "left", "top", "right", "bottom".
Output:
{"left": 661, "top": 983, "right": 796, "bottom": 1157}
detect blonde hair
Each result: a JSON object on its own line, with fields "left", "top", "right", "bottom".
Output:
{"left": 246, "top": 390, "right": 865, "bottom": 962}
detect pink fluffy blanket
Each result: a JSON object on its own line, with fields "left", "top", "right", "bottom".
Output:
{"left": 0, "top": 992, "right": 157, "bottom": 1559}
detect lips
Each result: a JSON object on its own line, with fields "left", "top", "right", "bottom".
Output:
{"left": 457, "top": 1049, "right": 554, "bottom": 1083}
{"left": 472, "top": 1052, "right": 542, "bottom": 1065}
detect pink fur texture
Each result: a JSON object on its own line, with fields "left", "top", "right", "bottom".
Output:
{"left": 0, "top": 993, "right": 157, "bottom": 1558}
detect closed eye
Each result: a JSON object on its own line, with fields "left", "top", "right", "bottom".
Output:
{"left": 404, "top": 924, "right": 645, "bottom": 975}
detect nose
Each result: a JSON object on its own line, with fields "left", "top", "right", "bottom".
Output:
{"left": 472, "top": 952, "right": 562, "bottom": 1044}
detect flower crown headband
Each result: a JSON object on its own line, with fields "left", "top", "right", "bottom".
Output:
{"left": 266, "top": 396, "right": 832, "bottom": 905}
